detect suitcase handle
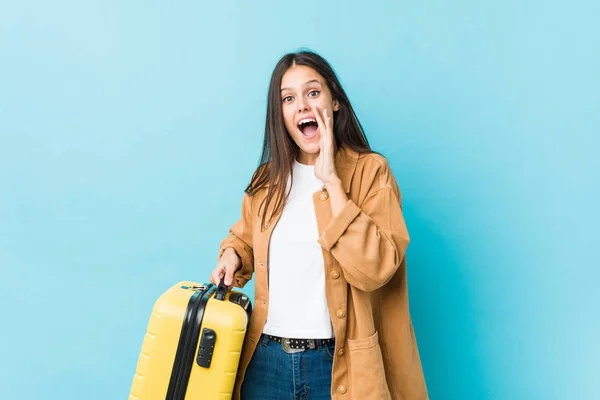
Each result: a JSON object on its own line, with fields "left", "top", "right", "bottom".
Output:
{"left": 214, "top": 278, "right": 228, "bottom": 301}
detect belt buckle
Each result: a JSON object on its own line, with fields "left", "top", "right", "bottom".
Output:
{"left": 282, "top": 338, "right": 304, "bottom": 354}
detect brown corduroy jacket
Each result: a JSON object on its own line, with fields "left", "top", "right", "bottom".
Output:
{"left": 219, "top": 146, "right": 429, "bottom": 399}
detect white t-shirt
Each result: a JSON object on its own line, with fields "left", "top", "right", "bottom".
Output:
{"left": 262, "top": 159, "right": 334, "bottom": 339}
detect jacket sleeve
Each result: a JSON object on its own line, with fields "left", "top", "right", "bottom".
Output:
{"left": 317, "top": 167, "right": 409, "bottom": 292}
{"left": 219, "top": 193, "right": 254, "bottom": 288}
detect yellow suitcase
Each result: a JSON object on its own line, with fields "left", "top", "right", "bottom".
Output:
{"left": 129, "top": 280, "right": 252, "bottom": 400}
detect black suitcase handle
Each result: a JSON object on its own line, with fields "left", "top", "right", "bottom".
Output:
{"left": 214, "top": 278, "right": 228, "bottom": 301}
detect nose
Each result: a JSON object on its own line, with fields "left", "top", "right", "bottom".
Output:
{"left": 297, "top": 97, "right": 309, "bottom": 112}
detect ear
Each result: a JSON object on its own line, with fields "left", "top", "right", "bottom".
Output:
{"left": 333, "top": 99, "right": 340, "bottom": 112}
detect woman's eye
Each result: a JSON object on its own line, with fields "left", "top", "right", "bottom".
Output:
{"left": 308, "top": 90, "right": 320, "bottom": 97}
{"left": 282, "top": 96, "right": 293, "bottom": 102}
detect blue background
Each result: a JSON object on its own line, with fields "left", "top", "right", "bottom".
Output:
{"left": 1, "top": 1, "right": 598, "bottom": 399}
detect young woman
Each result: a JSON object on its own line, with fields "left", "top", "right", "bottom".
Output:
{"left": 211, "top": 50, "right": 428, "bottom": 400}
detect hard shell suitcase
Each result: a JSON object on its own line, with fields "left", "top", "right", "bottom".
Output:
{"left": 129, "top": 280, "right": 252, "bottom": 400}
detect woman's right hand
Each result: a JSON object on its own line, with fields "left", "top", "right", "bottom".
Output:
{"left": 210, "top": 247, "right": 242, "bottom": 289}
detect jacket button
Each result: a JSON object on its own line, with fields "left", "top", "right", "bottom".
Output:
{"left": 331, "top": 270, "right": 340, "bottom": 279}
{"left": 338, "top": 348, "right": 345, "bottom": 357}
{"left": 338, "top": 385, "right": 347, "bottom": 394}
{"left": 258, "top": 262, "right": 264, "bottom": 268}
{"left": 336, "top": 310, "right": 345, "bottom": 318}
{"left": 320, "top": 192, "right": 329, "bottom": 201}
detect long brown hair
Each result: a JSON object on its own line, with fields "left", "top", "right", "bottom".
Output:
{"left": 246, "top": 50, "right": 373, "bottom": 229}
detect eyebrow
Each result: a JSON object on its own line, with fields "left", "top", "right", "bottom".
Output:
{"left": 281, "top": 79, "right": 322, "bottom": 92}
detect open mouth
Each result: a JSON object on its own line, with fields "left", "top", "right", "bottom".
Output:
{"left": 297, "top": 118, "right": 319, "bottom": 138}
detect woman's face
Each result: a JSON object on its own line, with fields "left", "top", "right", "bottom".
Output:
{"left": 280, "top": 65, "right": 339, "bottom": 165}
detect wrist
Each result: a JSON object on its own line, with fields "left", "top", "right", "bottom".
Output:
{"left": 323, "top": 176, "right": 342, "bottom": 191}
{"left": 222, "top": 247, "right": 241, "bottom": 265}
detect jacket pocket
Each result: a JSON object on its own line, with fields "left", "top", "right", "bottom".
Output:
{"left": 347, "top": 331, "right": 391, "bottom": 400}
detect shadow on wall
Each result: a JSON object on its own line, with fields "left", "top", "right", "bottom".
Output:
{"left": 404, "top": 199, "right": 491, "bottom": 399}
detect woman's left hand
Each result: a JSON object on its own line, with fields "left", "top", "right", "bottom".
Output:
{"left": 314, "top": 107, "right": 340, "bottom": 186}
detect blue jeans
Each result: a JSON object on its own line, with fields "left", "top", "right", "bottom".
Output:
{"left": 240, "top": 334, "right": 335, "bottom": 400}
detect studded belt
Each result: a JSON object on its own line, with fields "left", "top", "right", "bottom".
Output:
{"left": 267, "top": 334, "right": 335, "bottom": 352}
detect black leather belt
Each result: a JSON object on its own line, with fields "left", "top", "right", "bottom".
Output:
{"left": 267, "top": 335, "right": 335, "bottom": 350}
